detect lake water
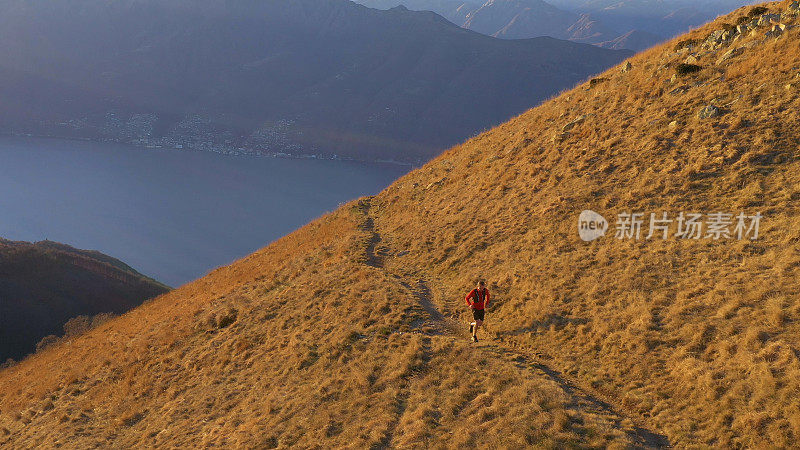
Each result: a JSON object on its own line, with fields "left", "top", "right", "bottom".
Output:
{"left": 0, "top": 137, "right": 408, "bottom": 286}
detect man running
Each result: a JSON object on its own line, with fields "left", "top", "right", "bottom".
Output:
{"left": 465, "top": 281, "right": 490, "bottom": 342}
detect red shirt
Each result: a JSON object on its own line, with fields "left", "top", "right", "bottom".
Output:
{"left": 465, "top": 288, "right": 490, "bottom": 310}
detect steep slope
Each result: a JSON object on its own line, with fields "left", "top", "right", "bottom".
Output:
{"left": 0, "top": 0, "right": 629, "bottom": 163}
{"left": 0, "top": 207, "right": 653, "bottom": 447}
{"left": 2, "top": 0, "right": 800, "bottom": 447}
{"left": 368, "top": 1, "right": 800, "bottom": 446}
{"left": 0, "top": 239, "right": 169, "bottom": 361}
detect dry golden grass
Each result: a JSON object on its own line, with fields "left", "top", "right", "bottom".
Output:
{"left": 370, "top": 1, "right": 800, "bottom": 446}
{"left": 2, "top": 1, "right": 800, "bottom": 447}
{"left": 0, "top": 203, "right": 635, "bottom": 447}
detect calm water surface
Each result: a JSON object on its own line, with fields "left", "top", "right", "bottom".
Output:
{"left": 0, "top": 137, "right": 408, "bottom": 286}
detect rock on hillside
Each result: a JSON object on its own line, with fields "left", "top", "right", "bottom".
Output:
{"left": 2, "top": 1, "right": 800, "bottom": 447}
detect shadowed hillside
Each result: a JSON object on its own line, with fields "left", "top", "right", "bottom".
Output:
{"left": 0, "top": 239, "right": 169, "bottom": 361}
{"left": 1, "top": 0, "right": 800, "bottom": 447}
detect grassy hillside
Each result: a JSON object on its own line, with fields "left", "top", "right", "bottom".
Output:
{"left": 2, "top": 0, "right": 800, "bottom": 447}
{"left": 0, "top": 207, "right": 649, "bottom": 447}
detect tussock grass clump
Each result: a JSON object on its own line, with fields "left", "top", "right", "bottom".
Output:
{"left": 589, "top": 77, "right": 608, "bottom": 87}
{"left": 674, "top": 38, "right": 699, "bottom": 51}
{"left": 749, "top": 6, "right": 769, "bottom": 16}
{"left": 34, "top": 336, "right": 59, "bottom": 353}
{"left": 676, "top": 63, "right": 702, "bottom": 75}
{"left": 216, "top": 308, "right": 238, "bottom": 328}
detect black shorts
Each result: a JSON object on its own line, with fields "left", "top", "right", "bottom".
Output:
{"left": 472, "top": 309, "right": 485, "bottom": 321}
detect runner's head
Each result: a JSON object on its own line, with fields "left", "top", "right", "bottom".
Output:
{"left": 477, "top": 280, "right": 485, "bottom": 290}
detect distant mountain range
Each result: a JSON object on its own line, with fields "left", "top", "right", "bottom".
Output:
{"left": 549, "top": 0, "right": 758, "bottom": 37}
{"left": 0, "top": 238, "right": 168, "bottom": 361}
{"left": 355, "top": 0, "right": 756, "bottom": 51}
{"left": 358, "top": 0, "right": 623, "bottom": 44}
{"left": 0, "top": 0, "right": 630, "bottom": 163}
{"left": 467, "top": 0, "right": 618, "bottom": 42}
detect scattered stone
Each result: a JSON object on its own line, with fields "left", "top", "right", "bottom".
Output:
{"left": 721, "top": 30, "right": 734, "bottom": 41}
{"left": 685, "top": 55, "right": 699, "bottom": 65}
{"left": 589, "top": 77, "right": 608, "bottom": 87}
{"left": 749, "top": 6, "right": 769, "bottom": 18}
{"left": 562, "top": 114, "right": 591, "bottom": 132}
{"left": 552, "top": 132, "right": 570, "bottom": 143}
{"left": 765, "top": 25, "right": 784, "bottom": 38}
{"left": 707, "top": 29, "right": 725, "bottom": 43}
{"left": 668, "top": 121, "right": 679, "bottom": 131}
{"left": 669, "top": 85, "right": 690, "bottom": 95}
{"left": 758, "top": 14, "right": 781, "bottom": 27}
{"left": 425, "top": 179, "right": 445, "bottom": 189}
{"left": 621, "top": 61, "right": 632, "bottom": 73}
{"left": 789, "top": 2, "right": 799, "bottom": 15}
{"left": 699, "top": 104, "right": 721, "bottom": 119}
{"left": 673, "top": 39, "right": 698, "bottom": 52}
{"left": 716, "top": 47, "right": 743, "bottom": 65}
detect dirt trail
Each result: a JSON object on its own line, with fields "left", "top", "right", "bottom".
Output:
{"left": 361, "top": 215, "right": 384, "bottom": 269}
{"left": 406, "top": 275, "right": 670, "bottom": 448}
{"left": 360, "top": 200, "right": 435, "bottom": 448}
{"left": 486, "top": 345, "right": 670, "bottom": 448}
{"left": 359, "top": 198, "right": 670, "bottom": 448}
